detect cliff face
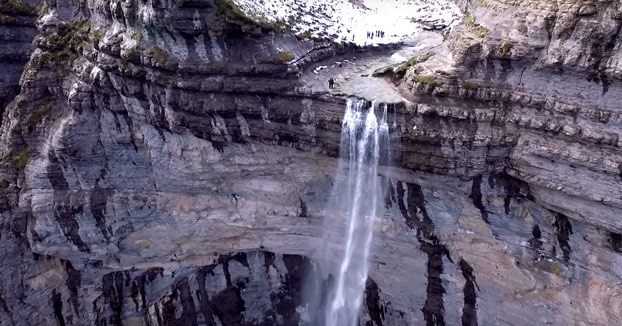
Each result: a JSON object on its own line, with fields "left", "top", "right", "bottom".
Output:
{"left": 0, "top": 0, "right": 621, "bottom": 325}
{"left": 0, "top": 0, "right": 40, "bottom": 115}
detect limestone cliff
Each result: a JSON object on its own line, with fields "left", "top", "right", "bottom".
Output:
{"left": 0, "top": 0, "right": 621, "bottom": 325}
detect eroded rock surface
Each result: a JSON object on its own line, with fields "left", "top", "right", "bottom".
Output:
{"left": 0, "top": 0, "right": 621, "bottom": 325}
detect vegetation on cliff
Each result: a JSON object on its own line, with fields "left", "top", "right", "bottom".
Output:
{"left": 11, "top": 149, "right": 29, "bottom": 169}
{"left": 373, "top": 52, "right": 433, "bottom": 78}
{"left": 463, "top": 15, "right": 488, "bottom": 38}
{"left": 413, "top": 75, "right": 442, "bottom": 88}
{"left": 214, "top": 0, "right": 293, "bottom": 32}
{"left": 276, "top": 51, "right": 295, "bottom": 63}
{"left": 149, "top": 47, "right": 169, "bottom": 65}
{"left": 34, "top": 20, "right": 89, "bottom": 69}
{"left": 0, "top": 0, "right": 36, "bottom": 15}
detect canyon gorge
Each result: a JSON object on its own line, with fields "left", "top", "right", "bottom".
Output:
{"left": 0, "top": 0, "right": 622, "bottom": 325}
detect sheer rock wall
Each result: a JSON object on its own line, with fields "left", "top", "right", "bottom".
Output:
{"left": 0, "top": 0, "right": 621, "bottom": 325}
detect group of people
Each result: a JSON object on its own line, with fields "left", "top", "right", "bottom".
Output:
{"left": 366, "top": 30, "right": 385, "bottom": 39}
{"left": 328, "top": 78, "right": 337, "bottom": 89}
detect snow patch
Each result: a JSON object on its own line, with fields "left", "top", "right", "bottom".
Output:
{"left": 233, "top": 0, "right": 461, "bottom": 46}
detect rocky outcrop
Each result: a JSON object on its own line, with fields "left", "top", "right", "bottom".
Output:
{"left": 0, "top": 0, "right": 622, "bottom": 325}
{"left": 0, "top": 0, "right": 40, "bottom": 115}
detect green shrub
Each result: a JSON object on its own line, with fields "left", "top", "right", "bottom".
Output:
{"left": 37, "top": 3, "right": 49, "bottom": 17}
{"left": 214, "top": 0, "right": 255, "bottom": 25}
{"left": 214, "top": 0, "right": 289, "bottom": 32}
{"left": 463, "top": 15, "right": 488, "bottom": 38}
{"left": 413, "top": 75, "right": 442, "bottom": 88}
{"left": 149, "top": 46, "right": 168, "bottom": 65}
{"left": 272, "top": 19, "right": 291, "bottom": 32}
{"left": 34, "top": 19, "right": 89, "bottom": 69}
{"left": 373, "top": 52, "right": 433, "bottom": 77}
{"left": 122, "top": 47, "right": 136, "bottom": 58}
{"left": 550, "top": 261, "right": 561, "bottom": 276}
{"left": 500, "top": 40, "right": 513, "bottom": 55}
{"left": 131, "top": 32, "right": 143, "bottom": 42}
{"left": 298, "top": 30, "right": 312, "bottom": 39}
{"left": 463, "top": 81, "right": 478, "bottom": 91}
{"left": 0, "top": 0, "right": 36, "bottom": 15}
{"left": 12, "top": 149, "right": 29, "bottom": 169}
{"left": 89, "top": 28, "right": 104, "bottom": 44}
{"left": 463, "top": 15, "right": 476, "bottom": 26}
{"left": 275, "top": 51, "right": 294, "bottom": 63}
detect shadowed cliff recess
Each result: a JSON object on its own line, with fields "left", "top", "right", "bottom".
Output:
{"left": 0, "top": 0, "right": 622, "bottom": 325}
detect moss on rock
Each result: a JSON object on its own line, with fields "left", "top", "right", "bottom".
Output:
{"left": 501, "top": 40, "right": 513, "bottom": 55}
{"left": 149, "top": 47, "right": 169, "bottom": 65}
{"left": 413, "top": 75, "right": 442, "bottom": 88}
{"left": 0, "top": 0, "right": 36, "bottom": 15}
{"left": 275, "top": 51, "right": 295, "bottom": 63}
{"left": 463, "top": 81, "right": 478, "bottom": 91}
{"left": 463, "top": 15, "right": 488, "bottom": 38}
{"left": 12, "top": 149, "right": 29, "bottom": 169}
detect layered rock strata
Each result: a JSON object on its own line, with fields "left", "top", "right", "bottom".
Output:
{"left": 0, "top": 0, "right": 621, "bottom": 325}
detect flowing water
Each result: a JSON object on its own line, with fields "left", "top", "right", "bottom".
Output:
{"left": 324, "top": 99, "right": 390, "bottom": 326}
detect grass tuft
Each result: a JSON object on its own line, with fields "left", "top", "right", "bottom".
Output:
{"left": 12, "top": 149, "right": 29, "bottom": 169}
{"left": 463, "top": 81, "right": 478, "bottom": 91}
{"left": 149, "top": 46, "right": 169, "bottom": 65}
{"left": 37, "top": 3, "right": 49, "bottom": 18}
{"left": 413, "top": 75, "right": 442, "bottom": 88}
{"left": 131, "top": 32, "right": 143, "bottom": 42}
{"left": 89, "top": 28, "right": 104, "bottom": 45}
{"left": 32, "top": 19, "right": 89, "bottom": 71}
{"left": 500, "top": 40, "right": 513, "bottom": 55}
{"left": 0, "top": 0, "right": 36, "bottom": 15}
{"left": 298, "top": 30, "right": 312, "bottom": 39}
{"left": 463, "top": 15, "right": 488, "bottom": 38}
{"left": 275, "top": 51, "right": 295, "bottom": 63}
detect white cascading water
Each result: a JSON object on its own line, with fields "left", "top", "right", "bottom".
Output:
{"left": 325, "top": 99, "right": 390, "bottom": 326}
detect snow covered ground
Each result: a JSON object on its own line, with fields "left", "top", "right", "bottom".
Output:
{"left": 233, "top": 0, "right": 462, "bottom": 46}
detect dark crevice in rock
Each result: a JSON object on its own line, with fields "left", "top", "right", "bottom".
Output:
{"left": 553, "top": 213, "right": 573, "bottom": 262}
{"left": 90, "top": 168, "right": 113, "bottom": 241}
{"left": 488, "top": 173, "right": 532, "bottom": 215}
{"left": 600, "top": 73, "right": 611, "bottom": 96}
{"left": 588, "top": 18, "right": 622, "bottom": 96}
{"left": 469, "top": 175, "right": 489, "bottom": 224}
{"left": 384, "top": 179, "right": 395, "bottom": 209}
{"left": 277, "top": 255, "right": 311, "bottom": 323}
{"left": 395, "top": 181, "right": 451, "bottom": 326}
{"left": 128, "top": 268, "right": 164, "bottom": 318}
{"left": 62, "top": 260, "right": 81, "bottom": 317}
{"left": 529, "top": 224, "right": 543, "bottom": 257}
{"left": 0, "top": 291, "right": 13, "bottom": 325}
{"left": 101, "top": 271, "right": 125, "bottom": 326}
{"left": 365, "top": 278, "right": 384, "bottom": 326}
{"left": 162, "top": 278, "right": 199, "bottom": 326}
{"left": 52, "top": 290, "right": 66, "bottom": 326}
{"left": 196, "top": 266, "right": 217, "bottom": 325}
{"left": 459, "top": 259, "right": 478, "bottom": 326}
{"left": 298, "top": 197, "right": 308, "bottom": 217}
{"left": 212, "top": 281, "right": 246, "bottom": 325}
{"left": 609, "top": 232, "right": 621, "bottom": 253}
{"left": 47, "top": 152, "right": 90, "bottom": 253}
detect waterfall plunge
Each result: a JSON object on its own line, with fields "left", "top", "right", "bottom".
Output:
{"left": 324, "top": 99, "right": 390, "bottom": 326}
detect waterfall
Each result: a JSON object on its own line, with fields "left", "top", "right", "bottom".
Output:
{"left": 324, "top": 99, "right": 390, "bottom": 326}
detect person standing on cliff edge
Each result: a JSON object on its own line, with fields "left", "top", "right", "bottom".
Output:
{"left": 328, "top": 78, "right": 334, "bottom": 89}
